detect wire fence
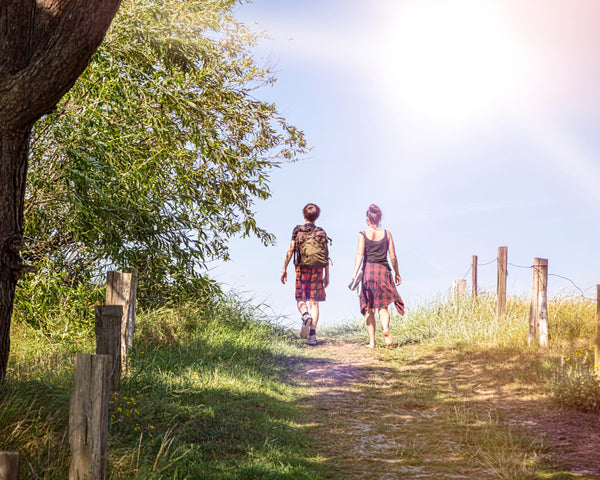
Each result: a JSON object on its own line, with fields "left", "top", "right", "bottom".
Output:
{"left": 459, "top": 251, "right": 598, "bottom": 302}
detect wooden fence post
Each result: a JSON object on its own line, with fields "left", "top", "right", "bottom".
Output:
{"left": 0, "top": 451, "right": 19, "bottom": 480}
{"left": 69, "top": 353, "right": 111, "bottom": 480}
{"left": 106, "top": 271, "right": 137, "bottom": 372}
{"left": 95, "top": 305, "right": 123, "bottom": 392}
{"left": 538, "top": 260, "right": 549, "bottom": 346}
{"left": 472, "top": 255, "right": 478, "bottom": 297}
{"left": 496, "top": 246, "right": 507, "bottom": 318}
{"left": 452, "top": 279, "right": 467, "bottom": 298}
{"left": 529, "top": 258, "right": 548, "bottom": 346}
{"left": 595, "top": 285, "right": 600, "bottom": 374}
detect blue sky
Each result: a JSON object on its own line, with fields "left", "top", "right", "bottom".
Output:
{"left": 211, "top": 0, "right": 600, "bottom": 328}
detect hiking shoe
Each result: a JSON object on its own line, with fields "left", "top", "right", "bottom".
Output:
{"left": 308, "top": 334, "right": 317, "bottom": 346}
{"left": 300, "top": 313, "right": 312, "bottom": 339}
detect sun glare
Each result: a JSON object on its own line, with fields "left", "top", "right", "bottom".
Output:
{"left": 373, "top": 1, "right": 536, "bottom": 128}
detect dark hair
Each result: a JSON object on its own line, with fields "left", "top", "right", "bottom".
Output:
{"left": 303, "top": 203, "right": 321, "bottom": 222}
{"left": 366, "top": 204, "right": 382, "bottom": 226}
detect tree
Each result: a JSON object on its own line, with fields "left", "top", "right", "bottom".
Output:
{"left": 24, "top": 0, "right": 307, "bottom": 305}
{"left": 0, "top": 0, "right": 121, "bottom": 378}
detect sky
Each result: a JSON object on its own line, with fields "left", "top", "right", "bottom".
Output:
{"left": 211, "top": 0, "right": 600, "bottom": 329}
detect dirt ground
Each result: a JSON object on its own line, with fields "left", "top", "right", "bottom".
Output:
{"left": 289, "top": 338, "right": 600, "bottom": 479}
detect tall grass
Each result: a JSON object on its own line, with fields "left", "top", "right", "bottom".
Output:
{"left": 383, "top": 293, "right": 595, "bottom": 352}
{"left": 327, "top": 292, "right": 600, "bottom": 413}
{"left": 2, "top": 291, "right": 323, "bottom": 479}
{"left": 3, "top": 280, "right": 599, "bottom": 478}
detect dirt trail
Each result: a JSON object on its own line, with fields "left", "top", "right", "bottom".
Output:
{"left": 289, "top": 338, "right": 600, "bottom": 480}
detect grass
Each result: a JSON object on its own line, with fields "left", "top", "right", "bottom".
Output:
{"left": 319, "top": 293, "right": 600, "bottom": 479}
{"left": 2, "top": 290, "right": 599, "bottom": 479}
{"left": 2, "top": 297, "right": 326, "bottom": 479}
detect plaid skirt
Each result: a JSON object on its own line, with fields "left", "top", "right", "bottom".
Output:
{"left": 295, "top": 266, "right": 326, "bottom": 302}
{"left": 359, "top": 262, "right": 404, "bottom": 316}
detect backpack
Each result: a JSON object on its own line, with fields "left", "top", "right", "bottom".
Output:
{"left": 294, "top": 225, "right": 331, "bottom": 268}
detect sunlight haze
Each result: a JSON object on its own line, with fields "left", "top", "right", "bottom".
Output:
{"left": 212, "top": 0, "right": 600, "bottom": 329}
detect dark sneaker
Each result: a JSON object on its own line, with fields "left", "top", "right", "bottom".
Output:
{"left": 300, "top": 313, "right": 312, "bottom": 339}
{"left": 308, "top": 334, "right": 317, "bottom": 346}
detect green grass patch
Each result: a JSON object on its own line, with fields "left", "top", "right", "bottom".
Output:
{"left": 2, "top": 297, "right": 325, "bottom": 479}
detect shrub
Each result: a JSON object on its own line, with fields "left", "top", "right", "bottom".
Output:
{"left": 551, "top": 346, "right": 600, "bottom": 412}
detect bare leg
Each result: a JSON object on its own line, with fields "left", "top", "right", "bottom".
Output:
{"left": 297, "top": 300, "right": 308, "bottom": 316}
{"left": 365, "top": 307, "right": 376, "bottom": 347}
{"left": 309, "top": 301, "right": 319, "bottom": 330}
{"left": 379, "top": 307, "right": 393, "bottom": 346}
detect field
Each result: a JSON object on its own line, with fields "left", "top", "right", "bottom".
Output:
{"left": 1, "top": 293, "right": 599, "bottom": 479}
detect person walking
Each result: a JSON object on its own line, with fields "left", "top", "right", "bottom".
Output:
{"left": 351, "top": 204, "right": 404, "bottom": 348}
{"left": 281, "top": 203, "right": 330, "bottom": 346}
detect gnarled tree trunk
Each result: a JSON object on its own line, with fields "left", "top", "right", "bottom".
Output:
{"left": 0, "top": 128, "right": 30, "bottom": 374}
{"left": 0, "top": 0, "right": 121, "bottom": 378}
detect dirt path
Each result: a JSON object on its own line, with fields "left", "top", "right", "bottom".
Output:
{"left": 289, "top": 338, "right": 600, "bottom": 479}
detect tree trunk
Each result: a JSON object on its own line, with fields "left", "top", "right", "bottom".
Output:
{"left": 0, "top": 0, "right": 121, "bottom": 378}
{"left": 0, "top": 128, "right": 30, "bottom": 376}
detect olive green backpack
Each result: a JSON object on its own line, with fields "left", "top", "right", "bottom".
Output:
{"left": 294, "top": 225, "right": 331, "bottom": 268}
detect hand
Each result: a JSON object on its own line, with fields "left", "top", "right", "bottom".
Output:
{"left": 395, "top": 274, "right": 402, "bottom": 286}
{"left": 281, "top": 270, "right": 287, "bottom": 284}
{"left": 324, "top": 274, "right": 330, "bottom": 288}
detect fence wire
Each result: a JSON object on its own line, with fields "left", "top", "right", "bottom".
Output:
{"left": 459, "top": 256, "right": 598, "bottom": 302}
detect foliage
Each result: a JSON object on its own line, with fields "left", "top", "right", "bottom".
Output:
{"left": 327, "top": 294, "right": 600, "bottom": 417}
{"left": 551, "top": 346, "right": 600, "bottom": 412}
{"left": 25, "top": 0, "right": 307, "bottom": 302}
{"left": 2, "top": 297, "right": 317, "bottom": 479}
{"left": 5, "top": 291, "right": 600, "bottom": 477}
{"left": 11, "top": 261, "right": 104, "bottom": 348}
{"left": 353, "top": 293, "right": 594, "bottom": 350}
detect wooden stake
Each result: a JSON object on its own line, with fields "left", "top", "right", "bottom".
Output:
{"left": 529, "top": 258, "right": 540, "bottom": 345}
{"left": 452, "top": 279, "right": 467, "bottom": 298}
{"left": 496, "top": 246, "right": 507, "bottom": 318}
{"left": 472, "top": 255, "right": 478, "bottom": 297}
{"left": 69, "top": 353, "right": 111, "bottom": 480}
{"left": 0, "top": 452, "right": 19, "bottom": 480}
{"left": 106, "top": 271, "right": 137, "bottom": 372}
{"left": 95, "top": 305, "right": 123, "bottom": 392}
{"left": 529, "top": 258, "right": 548, "bottom": 346}
{"left": 595, "top": 285, "right": 600, "bottom": 374}
{"left": 538, "top": 259, "right": 549, "bottom": 346}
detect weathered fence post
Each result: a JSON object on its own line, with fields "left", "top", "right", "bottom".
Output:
{"left": 472, "top": 255, "right": 478, "bottom": 297}
{"left": 95, "top": 305, "right": 123, "bottom": 392}
{"left": 69, "top": 353, "right": 111, "bottom": 480}
{"left": 0, "top": 451, "right": 19, "bottom": 480}
{"left": 496, "top": 246, "right": 507, "bottom": 318}
{"left": 595, "top": 285, "right": 600, "bottom": 374}
{"left": 529, "top": 258, "right": 548, "bottom": 345}
{"left": 106, "top": 271, "right": 137, "bottom": 372}
{"left": 538, "top": 261, "right": 549, "bottom": 346}
{"left": 452, "top": 279, "right": 467, "bottom": 298}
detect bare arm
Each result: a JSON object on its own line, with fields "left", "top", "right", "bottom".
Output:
{"left": 387, "top": 231, "right": 402, "bottom": 285}
{"left": 323, "top": 264, "right": 330, "bottom": 288}
{"left": 281, "top": 241, "right": 295, "bottom": 284}
{"left": 352, "top": 233, "right": 365, "bottom": 278}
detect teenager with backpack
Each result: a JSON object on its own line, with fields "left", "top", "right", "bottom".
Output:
{"left": 351, "top": 204, "right": 404, "bottom": 348}
{"left": 281, "top": 203, "right": 330, "bottom": 346}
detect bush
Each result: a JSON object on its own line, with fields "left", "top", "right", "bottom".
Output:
{"left": 12, "top": 265, "right": 104, "bottom": 346}
{"left": 551, "top": 346, "right": 600, "bottom": 412}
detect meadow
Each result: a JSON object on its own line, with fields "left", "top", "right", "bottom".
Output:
{"left": 1, "top": 285, "right": 599, "bottom": 479}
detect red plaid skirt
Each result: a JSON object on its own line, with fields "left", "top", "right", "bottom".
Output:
{"left": 295, "top": 266, "right": 326, "bottom": 302}
{"left": 359, "top": 262, "right": 404, "bottom": 316}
